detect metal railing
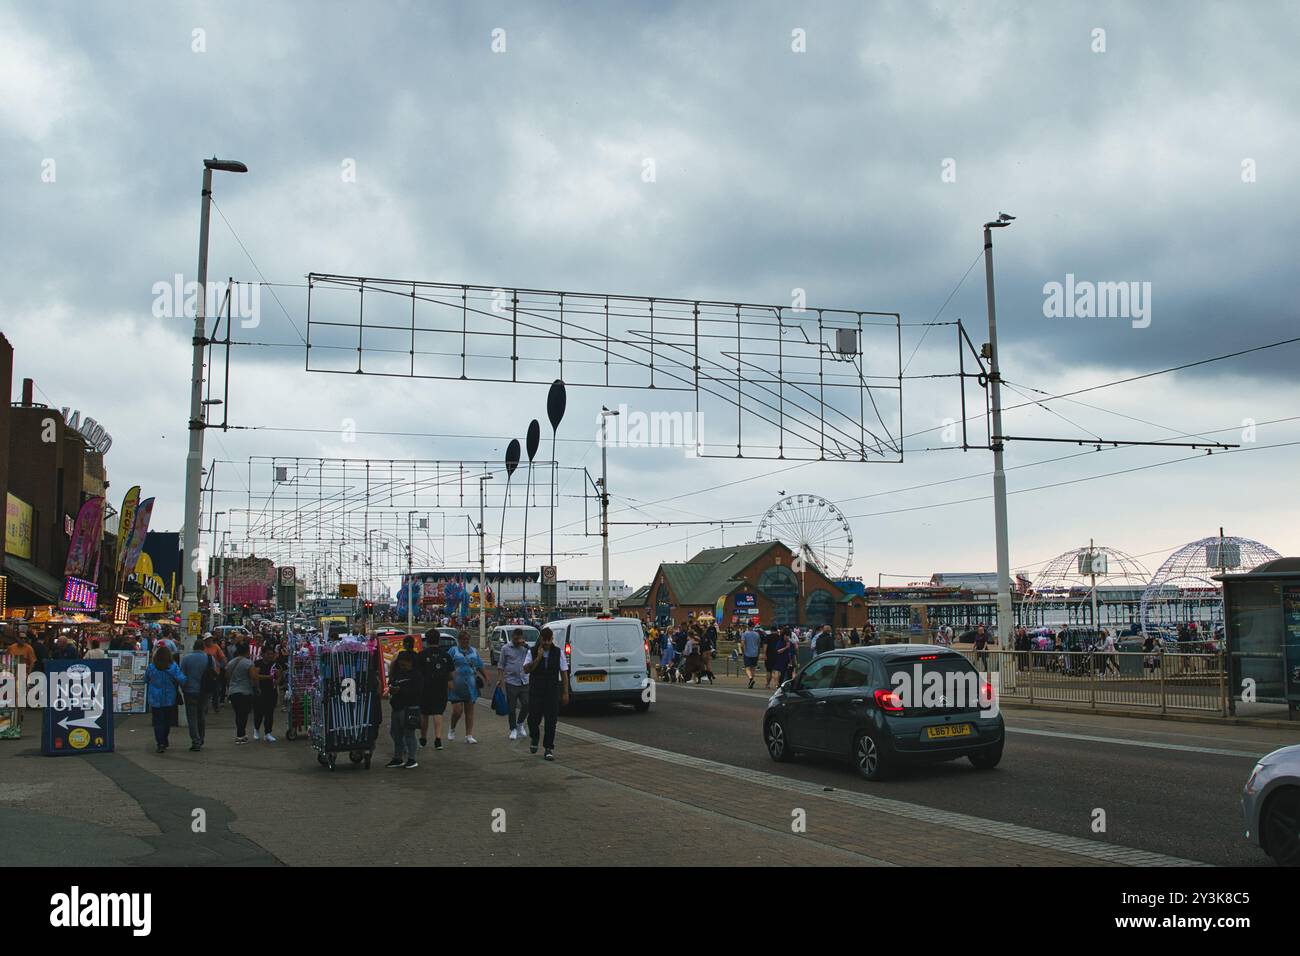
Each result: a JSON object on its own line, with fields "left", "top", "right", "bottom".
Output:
{"left": 954, "top": 649, "right": 1227, "bottom": 715}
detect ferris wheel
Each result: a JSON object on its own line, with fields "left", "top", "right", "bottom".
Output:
{"left": 757, "top": 494, "right": 854, "bottom": 578}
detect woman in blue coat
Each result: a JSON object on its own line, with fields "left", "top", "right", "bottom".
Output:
{"left": 145, "top": 645, "right": 185, "bottom": 753}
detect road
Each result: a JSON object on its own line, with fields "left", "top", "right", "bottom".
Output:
{"left": 562, "top": 678, "right": 1293, "bottom": 866}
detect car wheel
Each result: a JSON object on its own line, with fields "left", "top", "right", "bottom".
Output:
{"left": 854, "top": 731, "right": 890, "bottom": 780}
{"left": 633, "top": 699, "right": 650, "bottom": 713}
{"left": 969, "top": 742, "right": 1004, "bottom": 770}
{"left": 765, "top": 718, "right": 792, "bottom": 762}
{"left": 1263, "top": 788, "right": 1300, "bottom": 867}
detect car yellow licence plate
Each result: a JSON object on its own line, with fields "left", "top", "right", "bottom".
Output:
{"left": 576, "top": 674, "right": 605, "bottom": 683}
{"left": 925, "top": 724, "right": 972, "bottom": 739}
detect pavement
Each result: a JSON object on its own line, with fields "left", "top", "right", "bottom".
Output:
{"left": 0, "top": 672, "right": 1294, "bottom": 866}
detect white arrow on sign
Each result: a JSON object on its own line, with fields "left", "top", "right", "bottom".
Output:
{"left": 56, "top": 678, "right": 105, "bottom": 732}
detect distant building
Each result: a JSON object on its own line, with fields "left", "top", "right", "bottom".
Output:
{"left": 628, "top": 541, "right": 867, "bottom": 630}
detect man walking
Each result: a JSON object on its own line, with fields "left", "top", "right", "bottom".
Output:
{"left": 178, "top": 638, "right": 212, "bottom": 751}
{"left": 523, "top": 626, "right": 569, "bottom": 761}
{"left": 813, "top": 625, "right": 835, "bottom": 656}
{"left": 417, "top": 629, "right": 454, "bottom": 750}
{"left": 740, "top": 622, "right": 761, "bottom": 689}
{"left": 495, "top": 628, "right": 531, "bottom": 740}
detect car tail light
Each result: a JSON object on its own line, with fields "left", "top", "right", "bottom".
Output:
{"left": 565, "top": 641, "right": 571, "bottom": 657}
{"left": 874, "top": 688, "right": 904, "bottom": 713}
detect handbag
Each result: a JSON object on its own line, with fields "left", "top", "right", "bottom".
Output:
{"left": 491, "top": 685, "right": 509, "bottom": 717}
{"left": 403, "top": 705, "right": 421, "bottom": 730}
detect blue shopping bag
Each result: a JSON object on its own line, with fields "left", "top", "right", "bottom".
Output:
{"left": 491, "top": 685, "right": 509, "bottom": 717}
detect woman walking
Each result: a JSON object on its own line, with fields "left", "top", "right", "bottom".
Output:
{"left": 385, "top": 647, "right": 423, "bottom": 768}
{"left": 225, "top": 642, "right": 256, "bottom": 744}
{"left": 447, "top": 630, "right": 485, "bottom": 744}
{"left": 250, "top": 648, "right": 279, "bottom": 742}
{"left": 144, "top": 645, "right": 185, "bottom": 753}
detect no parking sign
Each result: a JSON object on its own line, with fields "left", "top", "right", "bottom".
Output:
{"left": 41, "top": 659, "right": 114, "bottom": 756}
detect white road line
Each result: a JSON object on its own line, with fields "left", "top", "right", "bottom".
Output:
{"left": 559, "top": 724, "right": 1209, "bottom": 867}
{"left": 1006, "top": 727, "right": 1264, "bottom": 759}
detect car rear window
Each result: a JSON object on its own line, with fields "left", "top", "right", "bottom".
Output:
{"left": 885, "top": 654, "right": 982, "bottom": 709}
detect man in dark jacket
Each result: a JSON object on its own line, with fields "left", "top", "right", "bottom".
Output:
{"left": 813, "top": 625, "right": 835, "bottom": 656}
{"left": 523, "top": 627, "right": 569, "bottom": 761}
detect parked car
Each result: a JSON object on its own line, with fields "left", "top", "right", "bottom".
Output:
{"left": 1242, "top": 743, "right": 1300, "bottom": 866}
{"left": 763, "top": 645, "right": 1004, "bottom": 780}
{"left": 427, "top": 627, "right": 460, "bottom": 654}
{"left": 488, "top": 625, "right": 540, "bottom": 665}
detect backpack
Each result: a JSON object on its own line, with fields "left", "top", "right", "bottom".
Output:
{"left": 200, "top": 654, "right": 218, "bottom": 693}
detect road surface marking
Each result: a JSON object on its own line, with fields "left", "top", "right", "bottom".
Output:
{"left": 560, "top": 723, "right": 1209, "bottom": 867}
{"left": 1006, "top": 727, "right": 1263, "bottom": 759}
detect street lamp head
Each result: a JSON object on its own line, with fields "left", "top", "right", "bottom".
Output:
{"left": 204, "top": 157, "right": 248, "bottom": 173}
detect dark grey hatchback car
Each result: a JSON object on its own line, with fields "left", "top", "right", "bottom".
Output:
{"left": 763, "top": 645, "right": 1005, "bottom": 780}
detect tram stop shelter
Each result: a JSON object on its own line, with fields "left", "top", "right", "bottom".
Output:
{"left": 1216, "top": 557, "right": 1300, "bottom": 718}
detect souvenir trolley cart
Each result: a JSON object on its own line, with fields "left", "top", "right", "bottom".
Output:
{"left": 0, "top": 653, "right": 22, "bottom": 739}
{"left": 309, "top": 638, "right": 378, "bottom": 770}
{"left": 283, "top": 632, "right": 318, "bottom": 741}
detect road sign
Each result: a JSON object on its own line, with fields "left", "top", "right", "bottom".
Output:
{"left": 279, "top": 566, "right": 296, "bottom": 585}
{"left": 541, "top": 565, "right": 557, "bottom": 586}
{"left": 42, "top": 659, "right": 113, "bottom": 756}
{"left": 339, "top": 583, "right": 358, "bottom": 598}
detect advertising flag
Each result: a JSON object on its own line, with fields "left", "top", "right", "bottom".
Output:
{"left": 64, "top": 497, "right": 106, "bottom": 580}
{"left": 119, "top": 497, "right": 154, "bottom": 585}
{"left": 115, "top": 485, "right": 141, "bottom": 587}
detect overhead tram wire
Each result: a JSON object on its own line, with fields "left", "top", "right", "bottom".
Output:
{"left": 901, "top": 248, "right": 986, "bottom": 374}
{"left": 208, "top": 197, "right": 309, "bottom": 346}
{"left": 840, "top": 437, "right": 1300, "bottom": 522}
{"left": 896, "top": 331, "right": 1300, "bottom": 446}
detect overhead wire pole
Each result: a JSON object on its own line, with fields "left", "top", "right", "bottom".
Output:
{"left": 478, "top": 474, "right": 492, "bottom": 649}
{"left": 983, "top": 213, "right": 1015, "bottom": 647}
{"left": 599, "top": 406, "right": 619, "bottom": 612}
{"left": 182, "top": 157, "right": 246, "bottom": 638}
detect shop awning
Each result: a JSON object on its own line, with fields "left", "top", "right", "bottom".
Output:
{"left": 3, "top": 557, "right": 63, "bottom": 604}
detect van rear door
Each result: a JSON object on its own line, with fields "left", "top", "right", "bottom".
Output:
{"left": 605, "top": 620, "right": 648, "bottom": 696}
{"left": 568, "top": 622, "right": 612, "bottom": 694}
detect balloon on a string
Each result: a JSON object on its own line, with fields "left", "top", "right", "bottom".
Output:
{"left": 505, "top": 439, "right": 521, "bottom": 477}
{"left": 526, "top": 420, "right": 541, "bottom": 462}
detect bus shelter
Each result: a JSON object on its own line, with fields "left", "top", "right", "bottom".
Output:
{"left": 1217, "top": 558, "right": 1300, "bottom": 718}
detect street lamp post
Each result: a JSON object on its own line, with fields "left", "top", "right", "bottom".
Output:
{"left": 478, "top": 475, "right": 493, "bottom": 649}
{"left": 983, "top": 213, "right": 1015, "bottom": 645}
{"left": 181, "top": 157, "right": 246, "bottom": 639}
{"left": 599, "top": 406, "right": 619, "bottom": 613}
{"left": 406, "top": 510, "right": 416, "bottom": 634}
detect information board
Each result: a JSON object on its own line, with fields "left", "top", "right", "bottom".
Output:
{"left": 41, "top": 659, "right": 114, "bottom": 756}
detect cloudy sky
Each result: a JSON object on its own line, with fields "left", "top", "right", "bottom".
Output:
{"left": 3, "top": 0, "right": 1297, "bottom": 596}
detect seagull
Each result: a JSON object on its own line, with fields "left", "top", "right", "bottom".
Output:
{"left": 998, "top": 212, "right": 1015, "bottom": 222}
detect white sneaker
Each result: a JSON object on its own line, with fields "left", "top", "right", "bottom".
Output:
{"left": 264, "top": 734, "right": 277, "bottom": 743}
{"left": 447, "top": 729, "right": 456, "bottom": 741}
{"left": 465, "top": 735, "right": 477, "bottom": 744}
{"left": 252, "top": 730, "right": 260, "bottom": 741}
{"left": 509, "top": 728, "right": 518, "bottom": 740}
{"left": 516, "top": 720, "right": 526, "bottom": 735}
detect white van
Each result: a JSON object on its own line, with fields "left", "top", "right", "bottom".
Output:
{"left": 548, "top": 616, "right": 651, "bottom": 712}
